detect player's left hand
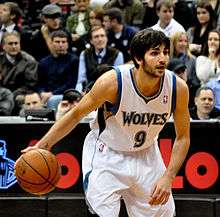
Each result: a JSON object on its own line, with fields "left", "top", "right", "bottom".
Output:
{"left": 148, "top": 174, "right": 173, "bottom": 206}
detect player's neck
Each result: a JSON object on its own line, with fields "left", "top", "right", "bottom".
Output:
{"left": 133, "top": 69, "right": 161, "bottom": 97}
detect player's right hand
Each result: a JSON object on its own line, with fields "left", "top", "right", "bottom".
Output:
{"left": 21, "top": 143, "right": 50, "bottom": 153}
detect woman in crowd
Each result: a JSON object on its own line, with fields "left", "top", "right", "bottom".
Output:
{"left": 187, "top": 0, "right": 217, "bottom": 56}
{"left": 196, "top": 29, "right": 220, "bottom": 84}
{"left": 170, "top": 31, "right": 200, "bottom": 108}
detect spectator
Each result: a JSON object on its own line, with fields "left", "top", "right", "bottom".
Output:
{"left": 190, "top": 86, "right": 220, "bottom": 120}
{"left": 187, "top": 0, "right": 217, "bottom": 56}
{"left": 103, "top": 7, "right": 137, "bottom": 62}
{"left": 196, "top": 29, "right": 220, "bottom": 85}
{"left": 0, "top": 86, "right": 14, "bottom": 116}
{"left": 76, "top": 26, "right": 124, "bottom": 92}
{"left": 23, "top": 91, "right": 44, "bottom": 110}
{"left": 37, "top": 30, "right": 79, "bottom": 110}
{"left": 56, "top": 88, "right": 82, "bottom": 120}
{"left": 173, "top": 0, "right": 196, "bottom": 31}
{"left": 151, "top": 0, "right": 185, "bottom": 38}
{"left": 104, "top": 0, "right": 145, "bottom": 29}
{"left": 0, "top": 2, "right": 25, "bottom": 49}
{"left": 30, "top": 3, "right": 71, "bottom": 61}
{"left": 71, "top": 5, "right": 105, "bottom": 55}
{"left": 206, "top": 75, "right": 220, "bottom": 110}
{"left": 66, "top": 0, "right": 91, "bottom": 37}
{"left": 0, "top": 31, "right": 38, "bottom": 114}
{"left": 170, "top": 31, "right": 200, "bottom": 108}
{"left": 167, "top": 58, "right": 187, "bottom": 82}
{"left": 208, "top": 0, "right": 220, "bottom": 30}
{"left": 141, "top": 0, "right": 158, "bottom": 29}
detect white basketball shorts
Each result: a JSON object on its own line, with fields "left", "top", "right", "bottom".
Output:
{"left": 82, "top": 131, "right": 175, "bottom": 217}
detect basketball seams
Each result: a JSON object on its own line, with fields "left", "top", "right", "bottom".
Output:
{"left": 15, "top": 149, "right": 61, "bottom": 195}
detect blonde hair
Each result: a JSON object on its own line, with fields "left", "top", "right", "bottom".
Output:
{"left": 170, "top": 32, "right": 193, "bottom": 59}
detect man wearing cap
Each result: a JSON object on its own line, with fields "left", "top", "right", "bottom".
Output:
{"left": 30, "top": 3, "right": 72, "bottom": 61}
{"left": 167, "top": 58, "right": 187, "bottom": 82}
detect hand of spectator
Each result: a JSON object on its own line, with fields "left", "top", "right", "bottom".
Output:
{"left": 209, "top": 47, "right": 218, "bottom": 59}
{"left": 71, "top": 33, "right": 80, "bottom": 42}
{"left": 57, "top": 100, "right": 72, "bottom": 113}
{"left": 40, "top": 92, "right": 53, "bottom": 104}
{"left": 189, "top": 43, "right": 202, "bottom": 53}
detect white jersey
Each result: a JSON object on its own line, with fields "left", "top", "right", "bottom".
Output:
{"left": 90, "top": 64, "right": 176, "bottom": 152}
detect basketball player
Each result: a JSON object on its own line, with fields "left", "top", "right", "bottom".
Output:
{"left": 21, "top": 29, "right": 190, "bottom": 217}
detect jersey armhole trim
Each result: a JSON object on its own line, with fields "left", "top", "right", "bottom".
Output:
{"left": 171, "top": 74, "right": 176, "bottom": 114}
{"left": 108, "top": 66, "right": 122, "bottom": 115}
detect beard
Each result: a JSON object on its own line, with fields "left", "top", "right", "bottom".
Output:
{"left": 142, "top": 59, "right": 165, "bottom": 78}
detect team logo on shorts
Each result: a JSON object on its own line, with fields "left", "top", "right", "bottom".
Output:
{"left": 98, "top": 143, "right": 106, "bottom": 152}
{"left": 163, "top": 95, "right": 168, "bottom": 104}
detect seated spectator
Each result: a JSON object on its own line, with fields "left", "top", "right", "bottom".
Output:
{"left": 104, "top": 0, "right": 145, "bottom": 30}
{"left": 22, "top": 91, "right": 44, "bottom": 110}
{"left": 0, "top": 86, "right": 14, "bottom": 116}
{"left": 38, "top": 30, "right": 79, "bottom": 110}
{"left": 151, "top": 0, "right": 185, "bottom": 38}
{"left": 196, "top": 29, "right": 220, "bottom": 85}
{"left": 76, "top": 26, "right": 124, "bottom": 92}
{"left": 187, "top": 1, "right": 217, "bottom": 56}
{"left": 190, "top": 86, "right": 220, "bottom": 120}
{"left": 167, "top": 58, "right": 187, "bottom": 82}
{"left": 0, "top": 2, "right": 23, "bottom": 46}
{"left": 103, "top": 7, "right": 137, "bottom": 62}
{"left": 170, "top": 31, "right": 200, "bottom": 108}
{"left": 19, "top": 90, "right": 43, "bottom": 116}
{"left": 30, "top": 3, "right": 72, "bottom": 61}
{"left": 19, "top": 90, "right": 56, "bottom": 121}
{"left": 206, "top": 74, "right": 220, "bottom": 110}
{"left": 0, "top": 31, "right": 38, "bottom": 114}
{"left": 65, "top": 0, "right": 91, "bottom": 55}
{"left": 71, "top": 5, "right": 105, "bottom": 55}
{"left": 56, "top": 88, "right": 82, "bottom": 120}
{"left": 141, "top": 0, "right": 158, "bottom": 29}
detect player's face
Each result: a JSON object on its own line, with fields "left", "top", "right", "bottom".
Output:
{"left": 141, "top": 44, "right": 170, "bottom": 78}
{"left": 195, "top": 90, "right": 214, "bottom": 116}
{"left": 3, "top": 35, "right": 21, "bottom": 56}
{"left": 90, "top": 28, "right": 107, "bottom": 51}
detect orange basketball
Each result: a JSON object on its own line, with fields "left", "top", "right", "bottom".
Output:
{"left": 14, "top": 149, "right": 61, "bottom": 195}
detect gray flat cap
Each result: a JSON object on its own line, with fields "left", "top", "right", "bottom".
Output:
{"left": 42, "top": 4, "right": 62, "bottom": 16}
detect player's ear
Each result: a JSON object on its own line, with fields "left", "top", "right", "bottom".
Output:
{"left": 134, "top": 56, "right": 142, "bottom": 66}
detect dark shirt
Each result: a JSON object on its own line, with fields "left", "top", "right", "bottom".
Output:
{"left": 107, "top": 25, "right": 137, "bottom": 62}
{"left": 30, "top": 28, "right": 72, "bottom": 61}
{"left": 190, "top": 106, "right": 220, "bottom": 120}
{"left": 38, "top": 53, "right": 79, "bottom": 95}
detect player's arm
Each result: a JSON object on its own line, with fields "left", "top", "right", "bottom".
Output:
{"left": 149, "top": 77, "right": 190, "bottom": 205}
{"left": 22, "top": 70, "right": 118, "bottom": 152}
{"left": 165, "top": 77, "right": 190, "bottom": 181}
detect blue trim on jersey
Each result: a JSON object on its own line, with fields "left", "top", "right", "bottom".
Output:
{"left": 171, "top": 74, "right": 176, "bottom": 113}
{"left": 130, "top": 69, "right": 165, "bottom": 104}
{"left": 83, "top": 170, "right": 92, "bottom": 192}
{"left": 107, "top": 66, "right": 122, "bottom": 114}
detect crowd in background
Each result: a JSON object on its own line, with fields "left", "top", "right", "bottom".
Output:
{"left": 0, "top": 0, "right": 220, "bottom": 120}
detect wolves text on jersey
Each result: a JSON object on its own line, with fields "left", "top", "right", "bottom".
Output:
{"left": 122, "top": 111, "right": 169, "bottom": 127}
